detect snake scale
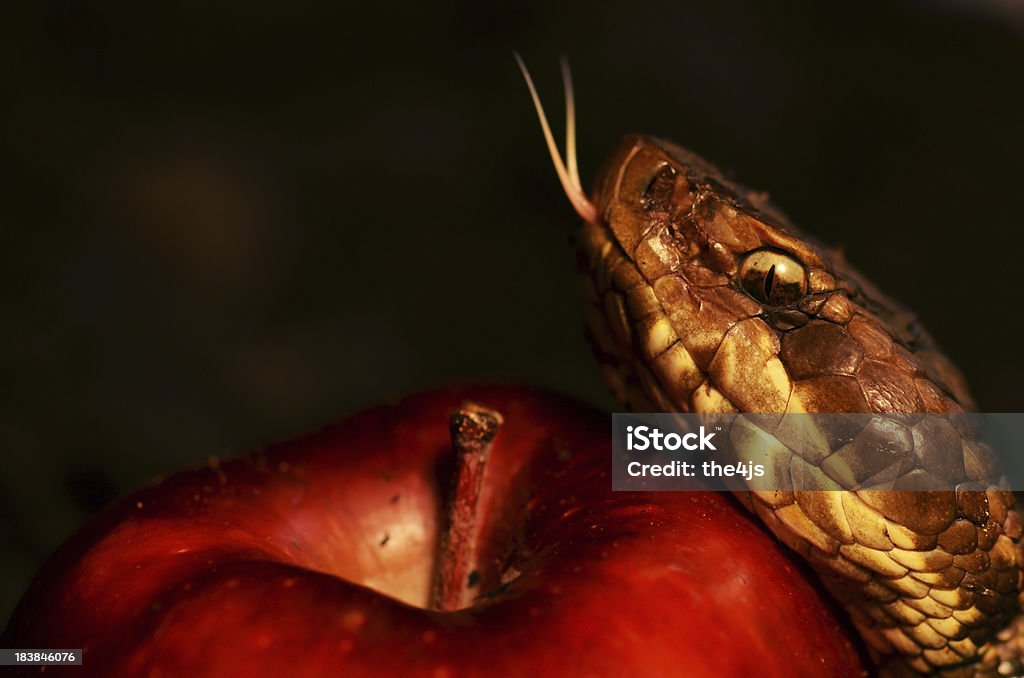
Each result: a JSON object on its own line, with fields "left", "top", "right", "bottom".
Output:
{"left": 518, "top": 57, "right": 1024, "bottom": 676}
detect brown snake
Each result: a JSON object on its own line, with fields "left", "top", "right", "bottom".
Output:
{"left": 518, "top": 57, "right": 1024, "bottom": 676}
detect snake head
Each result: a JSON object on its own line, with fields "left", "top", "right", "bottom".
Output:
{"left": 514, "top": 54, "right": 971, "bottom": 415}
{"left": 577, "top": 133, "right": 976, "bottom": 418}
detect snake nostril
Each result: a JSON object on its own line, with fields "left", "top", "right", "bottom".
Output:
{"left": 641, "top": 164, "right": 676, "bottom": 212}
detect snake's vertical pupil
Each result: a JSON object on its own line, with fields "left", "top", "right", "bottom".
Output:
{"left": 738, "top": 249, "right": 807, "bottom": 306}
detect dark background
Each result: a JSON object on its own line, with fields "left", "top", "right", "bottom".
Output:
{"left": 2, "top": 0, "right": 1023, "bottom": 623}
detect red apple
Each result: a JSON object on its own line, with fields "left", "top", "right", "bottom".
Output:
{"left": 2, "top": 385, "right": 865, "bottom": 676}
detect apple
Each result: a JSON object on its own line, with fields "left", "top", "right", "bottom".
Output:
{"left": 2, "top": 385, "right": 865, "bottom": 676}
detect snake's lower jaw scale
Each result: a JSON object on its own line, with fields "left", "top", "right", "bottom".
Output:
{"left": 578, "top": 134, "right": 1024, "bottom": 676}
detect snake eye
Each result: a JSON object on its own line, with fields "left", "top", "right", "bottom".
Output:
{"left": 738, "top": 249, "right": 807, "bottom": 306}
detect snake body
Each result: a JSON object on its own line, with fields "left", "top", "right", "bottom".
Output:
{"left": 572, "top": 134, "right": 1024, "bottom": 675}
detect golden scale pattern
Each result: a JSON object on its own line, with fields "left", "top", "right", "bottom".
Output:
{"left": 576, "top": 136, "right": 1024, "bottom": 676}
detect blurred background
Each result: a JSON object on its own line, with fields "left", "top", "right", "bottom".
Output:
{"left": 2, "top": 0, "right": 1023, "bottom": 624}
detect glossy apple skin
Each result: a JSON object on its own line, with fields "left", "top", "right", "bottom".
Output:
{"left": 2, "top": 385, "right": 865, "bottom": 677}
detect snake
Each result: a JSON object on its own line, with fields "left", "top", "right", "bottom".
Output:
{"left": 516, "top": 56, "right": 1024, "bottom": 676}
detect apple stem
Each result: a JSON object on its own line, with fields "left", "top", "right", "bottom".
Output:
{"left": 431, "top": 402, "right": 503, "bottom": 612}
